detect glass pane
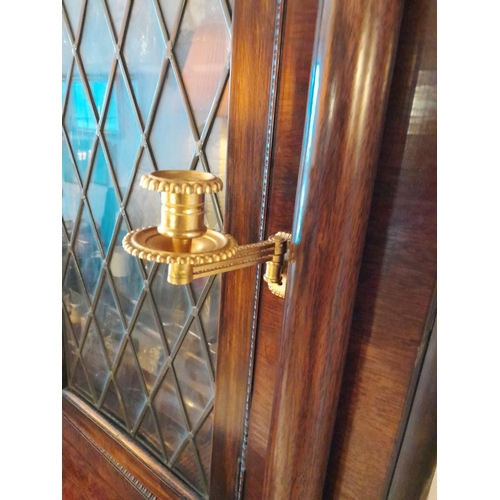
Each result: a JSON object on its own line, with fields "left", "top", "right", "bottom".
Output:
{"left": 198, "top": 275, "right": 220, "bottom": 370}
{"left": 107, "top": 0, "right": 127, "bottom": 40}
{"left": 109, "top": 216, "right": 144, "bottom": 324}
{"left": 62, "top": 136, "right": 81, "bottom": 238}
{"left": 159, "top": 0, "right": 182, "bottom": 38}
{"left": 151, "top": 265, "right": 191, "bottom": 349}
{"left": 63, "top": 66, "right": 96, "bottom": 184}
{"left": 104, "top": 65, "right": 142, "bottom": 200}
{"left": 73, "top": 204, "right": 103, "bottom": 301}
{"left": 79, "top": 0, "right": 115, "bottom": 116}
{"left": 173, "top": 440, "right": 206, "bottom": 495}
{"left": 62, "top": 0, "right": 230, "bottom": 490}
{"left": 81, "top": 320, "right": 110, "bottom": 402}
{"left": 87, "top": 141, "right": 120, "bottom": 255}
{"left": 130, "top": 295, "right": 167, "bottom": 392}
{"left": 149, "top": 70, "right": 196, "bottom": 172}
{"left": 115, "top": 341, "right": 148, "bottom": 429}
{"left": 154, "top": 369, "right": 188, "bottom": 458}
{"left": 195, "top": 410, "right": 214, "bottom": 481}
{"left": 137, "top": 406, "right": 165, "bottom": 459}
{"left": 63, "top": 254, "right": 90, "bottom": 346}
{"left": 95, "top": 275, "right": 126, "bottom": 365}
{"left": 102, "top": 380, "right": 127, "bottom": 426}
{"left": 63, "top": 0, "right": 83, "bottom": 37}
{"left": 174, "top": 0, "right": 230, "bottom": 134}
{"left": 122, "top": 0, "right": 165, "bottom": 125}
{"left": 173, "top": 320, "right": 213, "bottom": 428}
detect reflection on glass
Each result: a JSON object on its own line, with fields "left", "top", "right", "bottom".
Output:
{"left": 79, "top": 0, "right": 115, "bottom": 115}
{"left": 104, "top": 66, "right": 142, "bottom": 199}
{"left": 174, "top": 320, "right": 213, "bottom": 428}
{"left": 102, "top": 380, "right": 127, "bottom": 426}
{"left": 115, "top": 341, "right": 148, "bottom": 429}
{"left": 96, "top": 276, "right": 126, "bottom": 365}
{"left": 87, "top": 142, "right": 120, "bottom": 255}
{"left": 152, "top": 265, "right": 190, "bottom": 349}
{"left": 174, "top": 0, "right": 230, "bottom": 134}
{"left": 108, "top": 217, "right": 144, "bottom": 325}
{"left": 149, "top": 71, "right": 196, "bottom": 172}
{"left": 174, "top": 440, "right": 206, "bottom": 494}
{"left": 64, "top": 0, "right": 83, "bottom": 37}
{"left": 62, "top": 136, "right": 81, "bottom": 238}
{"left": 63, "top": 255, "right": 90, "bottom": 346}
{"left": 81, "top": 320, "right": 110, "bottom": 401}
{"left": 107, "top": 0, "right": 127, "bottom": 38}
{"left": 62, "top": 0, "right": 230, "bottom": 490}
{"left": 64, "top": 70, "right": 96, "bottom": 183}
{"left": 195, "top": 410, "right": 214, "bottom": 480}
{"left": 131, "top": 295, "right": 167, "bottom": 392}
{"left": 122, "top": 0, "right": 164, "bottom": 125}
{"left": 198, "top": 276, "right": 220, "bottom": 370}
{"left": 137, "top": 406, "right": 164, "bottom": 458}
{"left": 73, "top": 205, "right": 102, "bottom": 300}
{"left": 154, "top": 369, "right": 188, "bottom": 458}
{"left": 159, "top": 0, "right": 182, "bottom": 37}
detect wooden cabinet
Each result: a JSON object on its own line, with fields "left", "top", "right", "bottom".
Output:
{"left": 63, "top": 0, "right": 436, "bottom": 498}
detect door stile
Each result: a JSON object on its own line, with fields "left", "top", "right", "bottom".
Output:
{"left": 262, "top": 0, "right": 405, "bottom": 497}
{"left": 209, "top": 0, "right": 286, "bottom": 498}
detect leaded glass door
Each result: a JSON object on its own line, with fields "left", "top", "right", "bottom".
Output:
{"left": 62, "top": 0, "right": 232, "bottom": 496}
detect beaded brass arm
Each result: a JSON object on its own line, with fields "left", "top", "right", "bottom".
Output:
{"left": 122, "top": 170, "right": 289, "bottom": 297}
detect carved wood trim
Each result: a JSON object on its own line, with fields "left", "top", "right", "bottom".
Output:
{"left": 63, "top": 390, "right": 201, "bottom": 500}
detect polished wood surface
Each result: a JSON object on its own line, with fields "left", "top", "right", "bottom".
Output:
{"left": 63, "top": 391, "right": 198, "bottom": 500}
{"left": 387, "top": 318, "right": 437, "bottom": 500}
{"left": 63, "top": 416, "right": 145, "bottom": 500}
{"left": 209, "top": 0, "right": 281, "bottom": 497}
{"left": 323, "top": 0, "right": 437, "bottom": 496}
{"left": 262, "top": 0, "right": 404, "bottom": 497}
{"left": 241, "top": 0, "right": 319, "bottom": 497}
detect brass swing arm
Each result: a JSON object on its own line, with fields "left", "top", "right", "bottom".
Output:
{"left": 123, "top": 170, "right": 290, "bottom": 297}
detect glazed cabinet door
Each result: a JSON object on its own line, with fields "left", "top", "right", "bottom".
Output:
{"left": 62, "top": 0, "right": 236, "bottom": 498}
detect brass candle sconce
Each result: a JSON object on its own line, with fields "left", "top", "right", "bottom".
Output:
{"left": 123, "top": 170, "right": 290, "bottom": 298}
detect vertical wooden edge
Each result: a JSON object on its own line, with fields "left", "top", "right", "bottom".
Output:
{"left": 209, "top": 0, "right": 282, "bottom": 498}
{"left": 383, "top": 287, "right": 437, "bottom": 497}
{"left": 62, "top": 390, "right": 200, "bottom": 500}
{"left": 386, "top": 314, "right": 437, "bottom": 499}
{"left": 241, "top": 0, "right": 320, "bottom": 495}
{"left": 262, "top": 0, "right": 405, "bottom": 498}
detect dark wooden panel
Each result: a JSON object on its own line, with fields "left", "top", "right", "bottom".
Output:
{"left": 63, "top": 391, "right": 199, "bottom": 500}
{"left": 63, "top": 415, "right": 145, "bottom": 500}
{"left": 242, "top": 0, "right": 319, "bottom": 497}
{"left": 209, "top": 0, "right": 280, "bottom": 497}
{"left": 323, "top": 0, "right": 437, "bottom": 496}
{"left": 387, "top": 318, "right": 437, "bottom": 500}
{"left": 262, "top": 0, "right": 405, "bottom": 497}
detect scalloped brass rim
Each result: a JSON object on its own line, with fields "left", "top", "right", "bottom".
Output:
{"left": 140, "top": 170, "right": 223, "bottom": 195}
{"left": 122, "top": 226, "right": 238, "bottom": 265}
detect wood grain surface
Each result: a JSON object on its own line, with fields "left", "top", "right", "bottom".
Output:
{"left": 262, "top": 0, "right": 405, "bottom": 497}
{"left": 63, "top": 415, "right": 146, "bottom": 500}
{"left": 63, "top": 390, "right": 198, "bottom": 500}
{"left": 241, "top": 0, "right": 319, "bottom": 497}
{"left": 323, "top": 0, "right": 437, "bottom": 496}
{"left": 209, "top": 0, "right": 280, "bottom": 497}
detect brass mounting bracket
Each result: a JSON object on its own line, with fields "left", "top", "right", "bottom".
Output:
{"left": 122, "top": 170, "right": 290, "bottom": 298}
